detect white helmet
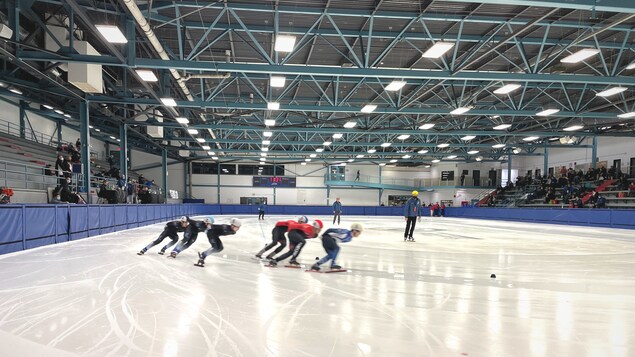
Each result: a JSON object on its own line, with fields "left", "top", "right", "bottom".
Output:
{"left": 230, "top": 218, "right": 242, "bottom": 227}
{"left": 350, "top": 222, "right": 363, "bottom": 232}
{"left": 179, "top": 216, "right": 188, "bottom": 223}
{"left": 297, "top": 215, "right": 309, "bottom": 223}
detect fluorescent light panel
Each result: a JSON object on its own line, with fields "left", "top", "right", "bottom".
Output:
{"left": 596, "top": 86, "right": 627, "bottom": 97}
{"left": 418, "top": 149, "right": 428, "bottom": 154}
{"left": 270, "top": 76, "right": 286, "bottom": 88}
{"left": 344, "top": 121, "right": 357, "bottom": 128}
{"left": 390, "top": 159, "right": 398, "bottom": 163}
{"left": 263, "top": 131, "right": 273, "bottom": 137}
{"left": 493, "top": 124, "right": 512, "bottom": 130}
{"left": 461, "top": 135, "right": 476, "bottom": 141}
{"left": 493, "top": 83, "right": 521, "bottom": 95}
{"left": 136, "top": 70, "right": 158, "bottom": 82}
{"left": 627, "top": 62, "right": 635, "bottom": 70}
{"left": 9, "top": 88, "right": 22, "bottom": 95}
{"left": 316, "top": 148, "right": 324, "bottom": 152}
{"left": 492, "top": 143, "right": 506, "bottom": 148}
{"left": 201, "top": 145, "right": 210, "bottom": 150}
{"left": 333, "top": 133, "right": 343, "bottom": 139}
{"left": 617, "top": 112, "right": 635, "bottom": 119}
{"left": 431, "top": 159, "right": 440, "bottom": 163}
{"left": 380, "top": 142, "right": 391, "bottom": 147}
{"left": 367, "top": 149, "right": 376, "bottom": 153}
{"left": 437, "top": 143, "right": 449, "bottom": 148}
{"left": 560, "top": 49, "right": 600, "bottom": 64}
{"left": 523, "top": 136, "right": 539, "bottom": 141}
{"left": 397, "top": 134, "right": 410, "bottom": 140}
{"left": 361, "top": 104, "right": 377, "bottom": 113}
{"left": 451, "top": 107, "right": 471, "bottom": 115}
{"left": 160, "top": 98, "right": 177, "bottom": 107}
{"left": 563, "top": 125, "right": 584, "bottom": 131}
{"left": 267, "top": 102, "right": 280, "bottom": 110}
{"left": 275, "top": 35, "right": 296, "bottom": 52}
{"left": 262, "top": 140, "right": 271, "bottom": 145}
{"left": 188, "top": 129, "right": 199, "bottom": 134}
{"left": 310, "top": 154, "right": 317, "bottom": 158}
{"left": 385, "top": 80, "right": 407, "bottom": 91}
{"left": 265, "top": 119, "right": 276, "bottom": 126}
{"left": 356, "top": 154, "right": 364, "bottom": 158}
{"left": 196, "top": 138, "right": 205, "bottom": 143}
{"left": 176, "top": 117, "right": 189, "bottom": 124}
{"left": 446, "top": 155, "right": 457, "bottom": 159}
{"left": 537, "top": 109, "right": 560, "bottom": 116}
{"left": 95, "top": 25, "right": 128, "bottom": 43}
{"left": 402, "top": 155, "right": 411, "bottom": 159}
{"left": 323, "top": 141, "right": 332, "bottom": 146}
{"left": 419, "top": 123, "right": 435, "bottom": 130}
{"left": 467, "top": 150, "right": 480, "bottom": 154}
{"left": 422, "top": 42, "right": 454, "bottom": 58}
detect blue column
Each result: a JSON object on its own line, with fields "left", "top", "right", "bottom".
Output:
{"left": 216, "top": 161, "right": 221, "bottom": 203}
{"left": 543, "top": 143, "right": 548, "bottom": 176}
{"left": 56, "top": 120, "right": 63, "bottom": 145}
{"left": 378, "top": 165, "right": 382, "bottom": 204}
{"left": 119, "top": 124, "right": 128, "bottom": 179}
{"left": 162, "top": 149, "right": 168, "bottom": 202}
{"left": 591, "top": 136, "right": 597, "bottom": 169}
{"left": 19, "top": 100, "right": 26, "bottom": 139}
{"left": 79, "top": 100, "right": 91, "bottom": 202}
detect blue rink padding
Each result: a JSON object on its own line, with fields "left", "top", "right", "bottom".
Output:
{"left": 446, "top": 207, "right": 635, "bottom": 229}
{"left": 4, "top": 203, "right": 634, "bottom": 256}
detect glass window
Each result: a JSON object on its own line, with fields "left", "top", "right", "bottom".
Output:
{"left": 220, "top": 164, "right": 236, "bottom": 175}
{"left": 192, "top": 162, "right": 216, "bottom": 174}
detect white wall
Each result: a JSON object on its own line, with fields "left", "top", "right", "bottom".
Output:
{"left": 131, "top": 149, "right": 185, "bottom": 193}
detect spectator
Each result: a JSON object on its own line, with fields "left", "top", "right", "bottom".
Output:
{"left": 460, "top": 173, "right": 465, "bottom": 186}
{"left": 629, "top": 182, "right": 635, "bottom": 197}
{"left": 55, "top": 154, "right": 65, "bottom": 176}
{"left": 355, "top": 170, "right": 360, "bottom": 182}
{"left": 107, "top": 154, "right": 115, "bottom": 168}
{"left": 138, "top": 174, "right": 146, "bottom": 185}
{"left": 126, "top": 178, "right": 135, "bottom": 204}
{"left": 594, "top": 195, "right": 606, "bottom": 208}
{"left": 49, "top": 190, "right": 67, "bottom": 204}
{"left": 76, "top": 138, "right": 81, "bottom": 150}
{"left": 44, "top": 164, "right": 55, "bottom": 176}
{"left": 117, "top": 175, "right": 126, "bottom": 190}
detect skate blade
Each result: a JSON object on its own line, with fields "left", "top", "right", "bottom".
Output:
{"left": 193, "top": 263, "right": 204, "bottom": 267}
{"left": 284, "top": 265, "right": 303, "bottom": 269}
{"left": 305, "top": 269, "right": 347, "bottom": 273}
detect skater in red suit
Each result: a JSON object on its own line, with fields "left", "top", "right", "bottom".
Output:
{"left": 254, "top": 216, "right": 309, "bottom": 260}
{"left": 268, "top": 220, "right": 323, "bottom": 267}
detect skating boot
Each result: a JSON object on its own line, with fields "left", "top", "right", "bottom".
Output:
{"left": 137, "top": 249, "right": 145, "bottom": 255}
{"left": 265, "top": 254, "right": 275, "bottom": 260}
{"left": 267, "top": 260, "right": 277, "bottom": 267}
{"left": 194, "top": 259, "right": 205, "bottom": 267}
{"left": 158, "top": 249, "right": 165, "bottom": 255}
{"left": 330, "top": 264, "right": 342, "bottom": 270}
{"left": 288, "top": 260, "right": 301, "bottom": 267}
{"left": 168, "top": 252, "right": 177, "bottom": 258}
{"left": 408, "top": 236, "right": 416, "bottom": 242}
{"left": 254, "top": 254, "right": 262, "bottom": 259}
{"left": 310, "top": 264, "right": 320, "bottom": 271}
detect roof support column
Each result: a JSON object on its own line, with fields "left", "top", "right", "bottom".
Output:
{"left": 162, "top": 149, "right": 168, "bottom": 203}
{"left": 543, "top": 143, "right": 549, "bottom": 176}
{"left": 507, "top": 154, "right": 512, "bottom": 186}
{"left": 19, "top": 100, "right": 26, "bottom": 139}
{"left": 591, "top": 136, "right": 597, "bottom": 169}
{"left": 119, "top": 124, "right": 128, "bottom": 180}
{"left": 79, "top": 100, "right": 91, "bottom": 203}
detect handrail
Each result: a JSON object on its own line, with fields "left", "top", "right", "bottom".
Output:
{"left": 0, "top": 117, "right": 57, "bottom": 148}
{"left": 324, "top": 173, "right": 501, "bottom": 188}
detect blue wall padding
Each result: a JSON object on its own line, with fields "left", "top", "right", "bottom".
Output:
{"left": 446, "top": 207, "right": 635, "bottom": 229}
{"left": 3, "top": 204, "right": 634, "bottom": 256}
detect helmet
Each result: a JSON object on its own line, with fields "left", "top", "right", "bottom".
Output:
{"left": 312, "top": 220, "right": 323, "bottom": 229}
{"left": 297, "top": 215, "right": 309, "bottom": 223}
{"left": 203, "top": 216, "right": 214, "bottom": 225}
{"left": 230, "top": 218, "right": 242, "bottom": 227}
{"left": 350, "top": 223, "right": 363, "bottom": 232}
{"left": 412, "top": 190, "right": 419, "bottom": 196}
{"left": 179, "top": 216, "right": 188, "bottom": 223}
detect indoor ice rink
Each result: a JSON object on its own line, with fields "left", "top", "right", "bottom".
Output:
{"left": 1, "top": 215, "right": 633, "bottom": 357}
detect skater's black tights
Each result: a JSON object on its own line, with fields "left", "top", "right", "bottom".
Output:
{"left": 274, "top": 230, "right": 306, "bottom": 262}
{"left": 404, "top": 216, "right": 417, "bottom": 238}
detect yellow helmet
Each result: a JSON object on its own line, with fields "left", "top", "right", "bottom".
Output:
{"left": 412, "top": 190, "right": 419, "bottom": 196}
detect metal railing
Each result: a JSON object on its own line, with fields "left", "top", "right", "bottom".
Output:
{"left": 0, "top": 117, "right": 57, "bottom": 147}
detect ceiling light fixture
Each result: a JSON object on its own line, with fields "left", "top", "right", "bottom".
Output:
{"left": 596, "top": 87, "right": 627, "bottom": 97}
{"left": 176, "top": 117, "right": 189, "bottom": 124}
{"left": 492, "top": 143, "right": 506, "bottom": 148}
{"left": 361, "top": 104, "right": 377, "bottom": 113}
{"left": 43, "top": 104, "right": 54, "bottom": 110}
{"left": 270, "top": 76, "right": 286, "bottom": 88}
{"left": 397, "top": 134, "right": 410, "bottom": 140}
{"left": 419, "top": 123, "right": 435, "bottom": 130}
{"left": 493, "top": 124, "right": 511, "bottom": 130}
{"left": 9, "top": 88, "right": 23, "bottom": 95}
{"left": 267, "top": 102, "right": 280, "bottom": 110}
{"left": 367, "top": 149, "right": 377, "bottom": 153}
{"left": 135, "top": 69, "right": 158, "bottom": 82}
{"left": 196, "top": 138, "right": 206, "bottom": 143}
{"left": 381, "top": 142, "right": 391, "bottom": 147}
{"left": 446, "top": 155, "right": 457, "bottom": 159}
{"left": 95, "top": 25, "right": 128, "bottom": 43}
{"left": 493, "top": 83, "right": 521, "bottom": 95}
{"left": 274, "top": 35, "right": 296, "bottom": 52}
{"left": 188, "top": 129, "right": 199, "bottom": 135}
{"left": 310, "top": 154, "right": 317, "bottom": 158}
{"left": 263, "top": 131, "right": 273, "bottom": 137}
{"left": 344, "top": 121, "right": 357, "bottom": 128}
{"left": 617, "top": 112, "right": 635, "bottom": 119}
{"left": 265, "top": 119, "right": 276, "bottom": 126}
{"left": 536, "top": 109, "right": 560, "bottom": 116}
{"left": 450, "top": 107, "right": 471, "bottom": 115}
{"left": 390, "top": 159, "right": 398, "bottom": 163}
{"left": 333, "top": 133, "right": 344, "bottom": 139}
{"left": 316, "top": 148, "right": 324, "bottom": 152}
{"left": 201, "top": 145, "right": 211, "bottom": 150}
{"left": 437, "top": 143, "right": 449, "bottom": 148}
{"left": 356, "top": 154, "right": 364, "bottom": 158}
{"left": 467, "top": 150, "right": 479, "bottom": 154}
{"left": 160, "top": 98, "right": 177, "bottom": 107}
{"left": 563, "top": 125, "right": 584, "bottom": 131}
{"left": 627, "top": 62, "right": 635, "bottom": 70}
{"left": 523, "top": 136, "right": 539, "bottom": 141}
{"left": 385, "top": 80, "right": 407, "bottom": 91}
{"left": 402, "top": 154, "right": 411, "bottom": 159}
{"left": 323, "top": 141, "right": 332, "bottom": 146}
{"left": 560, "top": 48, "right": 600, "bottom": 64}
{"left": 261, "top": 147, "right": 269, "bottom": 152}
{"left": 418, "top": 149, "right": 428, "bottom": 154}
{"left": 422, "top": 41, "right": 454, "bottom": 58}
{"left": 431, "top": 159, "right": 440, "bottom": 163}
{"left": 262, "top": 140, "right": 271, "bottom": 145}
{"left": 461, "top": 135, "right": 476, "bottom": 141}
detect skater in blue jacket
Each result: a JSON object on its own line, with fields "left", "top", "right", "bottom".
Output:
{"left": 403, "top": 191, "right": 422, "bottom": 241}
{"left": 311, "top": 223, "right": 363, "bottom": 271}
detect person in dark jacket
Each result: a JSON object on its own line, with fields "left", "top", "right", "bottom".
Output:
{"left": 403, "top": 190, "right": 422, "bottom": 242}
{"left": 194, "top": 218, "right": 243, "bottom": 267}
{"left": 137, "top": 216, "right": 193, "bottom": 255}
{"left": 258, "top": 202, "right": 266, "bottom": 220}
{"left": 332, "top": 197, "right": 342, "bottom": 224}
{"left": 168, "top": 217, "right": 213, "bottom": 258}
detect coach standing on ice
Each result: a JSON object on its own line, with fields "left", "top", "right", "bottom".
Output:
{"left": 333, "top": 197, "right": 342, "bottom": 225}
{"left": 403, "top": 190, "right": 422, "bottom": 242}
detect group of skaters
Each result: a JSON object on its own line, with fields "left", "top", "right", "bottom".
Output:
{"left": 136, "top": 214, "right": 363, "bottom": 271}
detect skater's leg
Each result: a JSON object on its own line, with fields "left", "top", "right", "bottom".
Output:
{"left": 404, "top": 219, "right": 412, "bottom": 238}
{"left": 289, "top": 239, "right": 306, "bottom": 263}
{"left": 407, "top": 217, "right": 417, "bottom": 238}
{"left": 273, "top": 244, "right": 295, "bottom": 262}
{"left": 272, "top": 239, "right": 287, "bottom": 254}
{"left": 140, "top": 230, "right": 170, "bottom": 253}
{"left": 329, "top": 245, "right": 341, "bottom": 267}
{"left": 200, "top": 236, "right": 224, "bottom": 262}
{"left": 160, "top": 232, "right": 179, "bottom": 252}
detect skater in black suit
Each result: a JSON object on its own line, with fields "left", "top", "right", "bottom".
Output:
{"left": 137, "top": 216, "right": 193, "bottom": 255}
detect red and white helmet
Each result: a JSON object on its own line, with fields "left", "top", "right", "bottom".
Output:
{"left": 312, "top": 220, "right": 323, "bottom": 229}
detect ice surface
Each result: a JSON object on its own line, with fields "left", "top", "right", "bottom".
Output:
{"left": 0, "top": 215, "right": 634, "bottom": 357}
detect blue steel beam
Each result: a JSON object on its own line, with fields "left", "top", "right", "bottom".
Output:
{"left": 141, "top": 3, "right": 635, "bottom": 25}
{"left": 18, "top": 52, "right": 635, "bottom": 86}
{"left": 443, "top": 0, "right": 635, "bottom": 13}
{"left": 86, "top": 95, "right": 625, "bottom": 119}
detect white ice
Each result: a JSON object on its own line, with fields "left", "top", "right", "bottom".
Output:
{"left": 0, "top": 215, "right": 634, "bottom": 357}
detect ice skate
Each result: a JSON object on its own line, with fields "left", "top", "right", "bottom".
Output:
{"left": 310, "top": 264, "right": 320, "bottom": 271}
{"left": 136, "top": 250, "right": 145, "bottom": 255}
{"left": 288, "top": 260, "right": 301, "bottom": 266}
{"left": 408, "top": 236, "right": 416, "bottom": 242}
{"left": 194, "top": 259, "right": 205, "bottom": 267}
{"left": 254, "top": 254, "right": 262, "bottom": 259}
{"left": 158, "top": 250, "right": 165, "bottom": 255}
{"left": 266, "top": 260, "right": 277, "bottom": 267}
{"left": 330, "top": 264, "right": 342, "bottom": 270}
{"left": 265, "top": 254, "right": 275, "bottom": 260}
{"left": 168, "top": 252, "right": 177, "bottom": 258}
